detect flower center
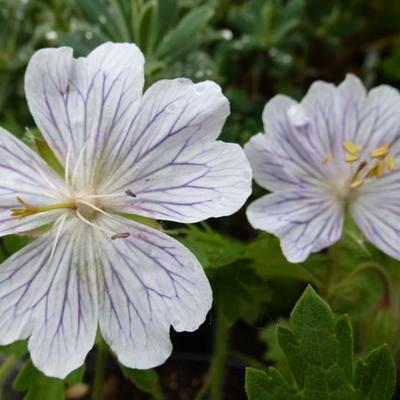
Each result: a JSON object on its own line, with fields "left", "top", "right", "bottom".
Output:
{"left": 323, "top": 140, "right": 396, "bottom": 195}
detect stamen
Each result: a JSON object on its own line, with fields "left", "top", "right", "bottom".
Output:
{"left": 72, "top": 139, "right": 90, "bottom": 186}
{"left": 376, "top": 160, "right": 386, "bottom": 178}
{"left": 386, "top": 154, "right": 396, "bottom": 170}
{"left": 365, "top": 160, "right": 386, "bottom": 179}
{"left": 350, "top": 179, "right": 364, "bottom": 189}
{"left": 371, "top": 143, "right": 390, "bottom": 159}
{"left": 111, "top": 232, "right": 130, "bottom": 240}
{"left": 322, "top": 154, "right": 333, "bottom": 165}
{"left": 344, "top": 154, "right": 359, "bottom": 163}
{"left": 343, "top": 140, "right": 362, "bottom": 155}
{"left": 76, "top": 210, "right": 113, "bottom": 235}
{"left": 49, "top": 215, "right": 67, "bottom": 262}
{"left": 125, "top": 189, "right": 137, "bottom": 198}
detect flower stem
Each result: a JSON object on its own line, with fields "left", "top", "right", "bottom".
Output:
{"left": 210, "top": 309, "right": 229, "bottom": 400}
{"left": 91, "top": 339, "right": 108, "bottom": 400}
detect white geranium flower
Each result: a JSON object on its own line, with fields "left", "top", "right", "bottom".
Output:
{"left": 0, "top": 42, "right": 252, "bottom": 378}
{"left": 245, "top": 74, "right": 400, "bottom": 263}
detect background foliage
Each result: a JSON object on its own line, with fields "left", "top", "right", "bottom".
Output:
{"left": 0, "top": 0, "right": 399, "bottom": 399}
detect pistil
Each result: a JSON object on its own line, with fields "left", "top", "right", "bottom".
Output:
{"left": 11, "top": 197, "right": 76, "bottom": 219}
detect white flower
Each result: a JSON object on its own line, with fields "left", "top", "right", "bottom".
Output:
{"left": 245, "top": 74, "right": 400, "bottom": 263}
{"left": 0, "top": 42, "right": 252, "bottom": 378}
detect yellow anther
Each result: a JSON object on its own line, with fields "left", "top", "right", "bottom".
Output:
{"left": 365, "top": 164, "right": 378, "bottom": 179}
{"left": 386, "top": 154, "right": 396, "bottom": 170}
{"left": 344, "top": 154, "right": 360, "bottom": 163}
{"left": 322, "top": 154, "right": 333, "bottom": 165}
{"left": 350, "top": 179, "right": 364, "bottom": 189}
{"left": 343, "top": 140, "right": 362, "bottom": 155}
{"left": 365, "top": 161, "right": 386, "bottom": 179}
{"left": 376, "top": 160, "right": 386, "bottom": 178}
{"left": 370, "top": 143, "right": 390, "bottom": 159}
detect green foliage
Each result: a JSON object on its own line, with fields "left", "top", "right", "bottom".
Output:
{"left": 173, "top": 224, "right": 246, "bottom": 270}
{"left": 59, "top": 0, "right": 215, "bottom": 82}
{"left": 245, "top": 286, "right": 396, "bottom": 400}
{"left": 120, "top": 366, "right": 163, "bottom": 399}
{"left": 14, "top": 361, "right": 85, "bottom": 400}
{"left": 1, "top": 0, "right": 400, "bottom": 398}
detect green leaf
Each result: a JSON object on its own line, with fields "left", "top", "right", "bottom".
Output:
{"left": 278, "top": 286, "right": 355, "bottom": 398}
{"left": 260, "top": 319, "right": 292, "bottom": 380}
{"left": 0, "top": 340, "right": 27, "bottom": 356}
{"left": 14, "top": 361, "right": 64, "bottom": 400}
{"left": 245, "top": 367, "right": 300, "bottom": 400}
{"left": 120, "top": 366, "right": 163, "bottom": 399}
{"left": 65, "top": 365, "right": 85, "bottom": 386}
{"left": 173, "top": 224, "right": 246, "bottom": 270}
{"left": 156, "top": 6, "right": 213, "bottom": 62}
{"left": 14, "top": 361, "right": 85, "bottom": 400}
{"left": 246, "top": 235, "right": 321, "bottom": 284}
{"left": 354, "top": 345, "right": 396, "bottom": 400}
{"left": 138, "top": 1, "right": 158, "bottom": 55}
{"left": 211, "top": 263, "right": 271, "bottom": 325}
{"left": 157, "top": 0, "right": 178, "bottom": 39}
{"left": 246, "top": 286, "right": 397, "bottom": 400}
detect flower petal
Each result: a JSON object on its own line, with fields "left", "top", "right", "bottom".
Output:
{"left": 246, "top": 190, "right": 343, "bottom": 263}
{"left": 24, "top": 42, "right": 144, "bottom": 175}
{"left": 350, "top": 191, "right": 400, "bottom": 260}
{"left": 244, "top": 132, "right": 299, "bottom": 191}
{"left": 0, "top": 219, "right": 98, "bottom": 378}
{"left": 261, "top": 95, "right": 331, "bottom": 187}
{"left": 0, "top": 209, "right": 63, "bottom": 237}
{"left": 300, "top": 80, "right": 343, "bottom": 157}
{"left": 96, "top": 216, "right": 212, "bottom": 369}
{"left": 0, "top": 128, "right": 65, "bottom": 206}
{"left": 106, "top": 140, "right": 251, "bottom": 223}
{"left": 338, "top": 74, "right": 400, "bottom": 151}
{"left": 0, "top": 128, "right": 66, "bottom": 236}
{"left": 98, "top": 78, "right": 231, "bottom": 191}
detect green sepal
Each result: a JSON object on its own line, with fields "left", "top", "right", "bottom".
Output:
{"left": 34, "top": 138, "right": 64, "bottom": 177}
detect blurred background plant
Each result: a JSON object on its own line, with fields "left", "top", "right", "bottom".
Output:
{"left": 0, "top": 0, "right": 399, "bottom": 399}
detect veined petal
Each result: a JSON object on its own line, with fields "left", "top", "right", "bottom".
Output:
{"left": 98, "top": 78, "right": 230, "bottom": 192}
{"left": 300, "top": 81, "right": 343, "bottom": 157}
{"left": 244, "top": 132, "right": 299, "bottom": 191}
{"left": 0, "top": 127, "right": 65, "bottom": 207}
{"left": 246, "top": 190, "right": 344, "bottom": 263}
{"left": 24, "top": 42, "right": 144, "bottom": 183}
{"left": 350, "top": 192, "right": 400, "bottom": 260}
{"left": 96, "top": 216, "right": 212, "bottom": 369}
{"left": 338, "top": 74, "right": 400, "bottom": 151}
{"left": 261, "top": 95, "right": 331, "bottom": 187}
{"left": 0, "top": 209, "right": 63, "bottom": 237}
{"left": 105, "top": 141, "right": 251, "bottom": 223}
{"left": 0, "top": 219, "right": 98, "bottom": 378}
